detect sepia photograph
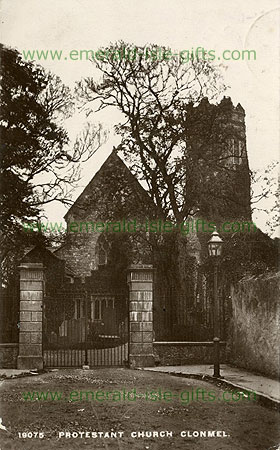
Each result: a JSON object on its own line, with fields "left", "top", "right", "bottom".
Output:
{"left": 0, "top": 1, "right": 279, "bottom": 449}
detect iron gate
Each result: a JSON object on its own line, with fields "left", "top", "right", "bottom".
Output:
{"left": 43, "top": 289, "right": 129, "bottom": 367}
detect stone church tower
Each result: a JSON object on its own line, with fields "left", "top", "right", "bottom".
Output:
{"left": 53, "top": 97, "right": 253, "bottom": 342}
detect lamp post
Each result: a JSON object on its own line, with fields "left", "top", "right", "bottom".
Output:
{"left": 208, "top": 228, "right": 223, "bottom": 378}
{"left": 84, "top": 297, "right": 89, "bottom": 367}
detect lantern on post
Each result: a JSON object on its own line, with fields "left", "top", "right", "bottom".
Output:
{"left": 208, "top": 228, "right": 223, "bottom": 377}
{"left": 208, "top": 229, "right": 223, "bottom": 257}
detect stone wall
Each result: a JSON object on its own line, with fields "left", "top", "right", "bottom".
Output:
{"left": 56, "top": 151, "right": 156, "bottom": 278}
{"left": 154, "top": 342, "right": 227, "bottom": 366}
{"left": 227, "top": 272, "right": 280, "bottom": 378}
{"left": 0, "top": 344, "right": 18, "bottom": 368}
{"left": 55, "top": 232, "right": 100, "bottom": 277}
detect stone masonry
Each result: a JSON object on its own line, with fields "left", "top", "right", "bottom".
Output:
{"left": 127, "top": 265, "right": 154, "bottom": 368}
{"left": 17, "top": 263, "right": 44, "bottom": 370}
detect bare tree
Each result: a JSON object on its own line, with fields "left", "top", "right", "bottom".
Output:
{"left": 251, "top": 161, "right": 279, "bottom": 235}
{"left": 76, "top": 41, "right": 229, "bottom": 222}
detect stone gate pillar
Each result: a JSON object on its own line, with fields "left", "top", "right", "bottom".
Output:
{"left": 127, "top": 264, "right": 155, "bottom": 368}
{"left": 17, "top": 263, "right": 44, "bottom": 370}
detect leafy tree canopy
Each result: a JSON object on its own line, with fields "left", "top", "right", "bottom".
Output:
{"left": 0, "top": 44, "right": 106, "bottom": 282}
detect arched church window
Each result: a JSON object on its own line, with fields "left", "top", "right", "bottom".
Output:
{"left": 96, "top": 235, "right": 109, "bottom": 266}
{"left": 228, "top": 138, "right": 243, "bottom": 166}
{"left": 98, "top": 247, "right": 107, "bottom": 265}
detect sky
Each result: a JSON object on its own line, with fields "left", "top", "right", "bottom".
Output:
{"left": 1, "top": 0, "right": 279, "bottom": 235}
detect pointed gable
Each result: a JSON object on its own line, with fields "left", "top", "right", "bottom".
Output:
{"left": 65, "top": 150, "right": 156, "bottom": 223}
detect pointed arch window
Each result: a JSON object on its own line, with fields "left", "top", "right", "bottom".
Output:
{"left": 98, "top": 246, "right": 107, "bottom": 265}
{"left": 228, "top": 138, "right": 244, "bottom": 166}
{"left": 96, "top": 235, "right": 109, "bottom": 267}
